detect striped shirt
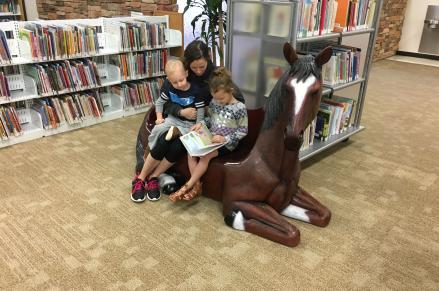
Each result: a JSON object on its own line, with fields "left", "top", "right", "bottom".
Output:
{"left": 155, "top": 79, "right": 205, "bottom": 123}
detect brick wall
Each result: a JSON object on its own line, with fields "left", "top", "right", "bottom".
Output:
{"left": 36, "top": 0, "right": 178, "bottom": 20}
{"left": 374, "top": 0, "right": 408, "bottom": 60}
{"left": 36, "top": 0, "right": 406, "bottom": 61}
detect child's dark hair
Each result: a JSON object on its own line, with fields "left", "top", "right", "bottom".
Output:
{"left": 209, "top": 67, "right": 234, "bottom": 93}
{"left": 184, "top": 40, "right": 210, "bottom": 67}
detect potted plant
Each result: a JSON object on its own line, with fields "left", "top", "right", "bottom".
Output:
{"left": 184, "top": 0, "right": 227, "bottom": 66}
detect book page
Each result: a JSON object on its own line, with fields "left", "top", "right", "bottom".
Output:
{"left": 180, "top": 124, "right": 227, "bottom": 157}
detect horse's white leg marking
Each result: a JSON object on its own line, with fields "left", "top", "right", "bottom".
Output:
{"left": 232, "top": 211, "right": 245, "bottom": 231}
{"left": 290, "top": 76, "right": 316, "bottom": 115}
{"left": 281, "top": 205, "right": 311, "bottom": 223}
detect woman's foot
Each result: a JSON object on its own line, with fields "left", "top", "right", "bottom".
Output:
{"left": 146, "top": 177, "right": 161, "bottom": 201}
{"left": 131, "top": 176, "right": 146, "bottom": 203}
{"left": 183, "top": 181, "right": 202, "bottom": 201}
{"left": 169, "top": 184, "right": 191, "bottom": 202}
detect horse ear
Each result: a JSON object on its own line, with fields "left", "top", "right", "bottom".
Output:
{"left": 315, "top": 47, "right": 333, "bottom": 66}
{"left": 283, "top": 42, "right": 298, "bottom": 65}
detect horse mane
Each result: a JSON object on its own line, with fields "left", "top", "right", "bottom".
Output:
{"left": 261, "top": 55, "right": 321, "bottom": 131}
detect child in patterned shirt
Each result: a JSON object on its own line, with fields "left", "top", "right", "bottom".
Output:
{"left": 169, "top": 67, "right": 248, "bottom": 201}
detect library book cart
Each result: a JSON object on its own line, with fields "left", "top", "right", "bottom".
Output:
{"left": 226, "top": 0, "right": 383, "bottom": 161}
{"left": 0, "top": 15, "right": 182, "bottom": 148}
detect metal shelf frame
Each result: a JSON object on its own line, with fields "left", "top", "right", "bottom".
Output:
{"left": 226, "top": 0, "right": 383, "bottom": 161}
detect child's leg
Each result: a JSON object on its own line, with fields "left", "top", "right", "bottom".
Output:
{"left": 187, "top": 155, "right": 198, "bottom": 175}
{"left": 185, "top": 150, "right": 218, "bottom": 189}
{"left": 180, "top": 151, "right": 218, "bottom": 200}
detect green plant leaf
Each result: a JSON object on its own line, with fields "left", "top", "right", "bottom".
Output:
{"left": 184, "top": 0, "right": 228, "bottom": 64}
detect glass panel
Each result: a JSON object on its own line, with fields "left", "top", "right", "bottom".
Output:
{"left": 230, "top": 35, "right": 261, "bottom": 108}
{"left": 265, "top": 4, "right": 292, "bottom": 38}
{"left": 232, "top": 3, "right": 262, "bottom": 33}
{"left": 261, "top": 41, "right": 289, "bottom": 97}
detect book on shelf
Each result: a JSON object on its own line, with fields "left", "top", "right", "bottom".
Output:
{"left": 315, "top": 106, "right": 331, "bottom": 141}
{"left": 19, "top": 23, "right": 100, "bottom": 61}
{"left": 334, "top": 0, "right": 376, "bottom": 32}
{"left": 113, "top": 77, "right": 163, "bottom": 108}
{"left": 298, "top": 0, "right": 339, "bottom": 37}
{"left": 321, "top": 98, "right": 344, "bottom": 135}
{"left": 0, "top": 29, "right": 12, "bottom": 64}
{"left": 0, "top": 70, "right": 10, "bottom": 99}
{"left": 314, "top": 96, "right": 355, "bottom": 140}
{"left": 334, "top": 0, "right": 350, "bottom": 32}
{"left": 25, "top": 59, "right": 101, "bottom": 95}
{"left": 299, "top": 0, "right": 376, "bottom": 37}
{"left": 30, "top": 91, "right": 105, "bottom": 129}
{"left": 0, "top": 107, "right": 8, "bottom": 139}
{"left": 0, "top": 105, "right": 21, "bottom": 137}
{"left": 332, "top": 95, "right": 356, "bottom": 127}
{"left": 110, "top": 49, "right": 167, "bottom": 80}
{"left": 311, "top": 43, "right": 361, "bottom": 86}
{"left": 180, "top": 123, "right": 226, "bottom": 157}
{"left": 300, "top": 118, "right": 317, "bottom": 151}
{"left": 318, "top": 0, "right": 327, "bottom": 35}
{"left": 119, "top": 20, "right": 166, "bottom": 51}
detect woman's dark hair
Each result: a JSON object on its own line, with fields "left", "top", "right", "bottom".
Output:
{"left": 184, "top": 40, "right": 210, "bottom": 67}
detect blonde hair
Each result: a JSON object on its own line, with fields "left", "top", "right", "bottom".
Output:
{"left": 209, "top": 67, "right": 234, "bottom": 94}
{"left": 165, "top": 59, "right": 185, "bottom": 76}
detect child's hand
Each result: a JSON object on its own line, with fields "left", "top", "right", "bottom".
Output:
{"left": 155, "top": 118, "right": 165, "bottom": 125}
{"left": 190, "top": 123, "right": 202, "bottom": 132}
{"left": 212, "top": 135, "right": 226, "bottom": 143}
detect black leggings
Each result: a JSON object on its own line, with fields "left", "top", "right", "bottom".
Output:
{"left": 150, "top": 133, "right": 186, "bottom": 163}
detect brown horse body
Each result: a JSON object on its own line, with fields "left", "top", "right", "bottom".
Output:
{"left": 142, "top": 43, "right": 332, "bottom": 247}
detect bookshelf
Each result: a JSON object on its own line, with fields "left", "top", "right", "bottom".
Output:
{"left": 0, "top": 0, "right": 25, "bottom": 21}
{"left": 226, "top": 0, "right": 383, "bottom": 161}
{"left": 0, "top": 16, "right": 182, "bottom": 148}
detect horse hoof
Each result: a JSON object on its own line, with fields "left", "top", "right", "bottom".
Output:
{"left": 224, "top": 210, "right": 245, "bottom": 231}
{"left": 162, "top": 184, "right": 178, "bottom": 195}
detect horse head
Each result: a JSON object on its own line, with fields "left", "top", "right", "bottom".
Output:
{"left": 282, "top": 43, "right": 332, "bottom": 150}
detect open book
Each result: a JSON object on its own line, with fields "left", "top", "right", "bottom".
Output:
{"left": 180, "top": 124, "right": 227, "bottom": 157}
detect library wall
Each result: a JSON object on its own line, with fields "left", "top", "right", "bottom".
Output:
{"left": 36, "top": 0, "right": 178, "bottom": 19}
{"left": 374, "top": 0, "right": 408, "bottom": 60}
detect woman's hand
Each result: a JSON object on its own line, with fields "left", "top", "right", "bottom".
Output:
{"left": 211, "top": 135, "right": 226, "bottom": 143}
{"left": 190, "top": 123, "right": 203, "bottom": 132}
{"left": 179, "top": 108, "right": 197, "bottom": 120}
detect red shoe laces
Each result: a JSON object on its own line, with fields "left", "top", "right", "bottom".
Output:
{"left": 147, "top": 179, "right": 159, "bottom": 188}
{"left": 133, "top": 180, "right": 144, "bottom": 191}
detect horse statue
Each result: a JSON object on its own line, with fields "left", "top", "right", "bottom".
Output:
{"left": 136, "top": 43, "right": 332, "bottom": 247}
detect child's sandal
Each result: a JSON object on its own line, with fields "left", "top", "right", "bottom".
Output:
{"left": 183, "top": 182, "right": 202, "bottom": 201}
{"left": 169, "top": 184, "right": 191, "bottom": 202}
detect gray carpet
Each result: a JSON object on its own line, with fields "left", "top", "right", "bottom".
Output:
{"left": 0, "top": 60, "right": 438, "bottom": 290}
